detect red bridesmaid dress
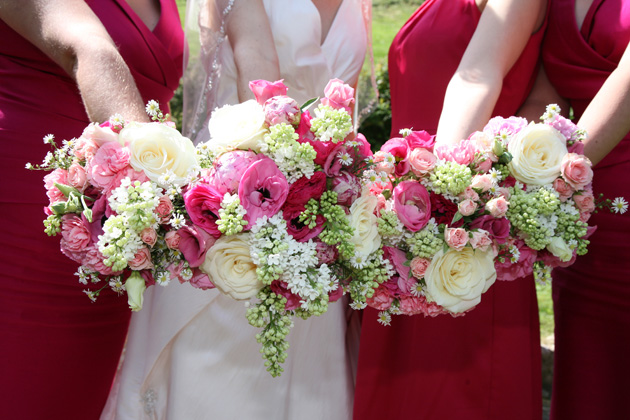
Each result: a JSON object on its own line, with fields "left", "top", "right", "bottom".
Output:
{"left": 542, "top": 1, "right": 630, "bottom": 419}
{"left": 353, "top": 1, "right": 546, "bottom": 419}
{"left": 0, "top": 1, "right": 183, "bottom": 419}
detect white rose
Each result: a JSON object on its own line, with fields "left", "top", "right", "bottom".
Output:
{"left": 125, "top": 271, "right": 146, "bottom": 312}
{"left": 347, "top": 193, "right": 381, "bottom": 257}
{"left": 121, "top": 122, "right": 198, "bottom": 186}
{"left": 507, "top": 123, "right": 568, "bottom": 185}
{"left": 199, "top": 233, "right": 262, "bottom": 300}
{"left": 546, "top": 237, "right": 572, "bottom": 262}
{"left": 424, "top": 247, "right": 497, "bottom": 313}
{"left": 208, "top": 100, "right": 267, "bottom": 153}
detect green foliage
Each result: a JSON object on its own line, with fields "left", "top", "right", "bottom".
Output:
{"left": 358, "top": 64, "right": 392, "bottom": 150}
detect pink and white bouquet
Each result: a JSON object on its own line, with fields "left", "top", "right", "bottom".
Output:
{"left": 183, "top": 79, "right": 374, "bottom": 376}
{"left": 30, "top": 103, "right": 202, "bottom": 311}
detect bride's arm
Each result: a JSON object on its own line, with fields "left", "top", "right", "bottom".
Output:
{"left": 225, "top": 0, "right": 281, "bottom": 102}
{"left": 435, "top": 0, "right": 547, "bottom": 145}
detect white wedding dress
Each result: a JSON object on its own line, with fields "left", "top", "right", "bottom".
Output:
{"left": 100, "top": 1, "right": 368, "bottom": 419}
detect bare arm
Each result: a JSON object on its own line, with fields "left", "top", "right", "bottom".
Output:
{"left": 578, "top": 42, "right": 630, "bottom": 165}
{"left": 224, "top": 0, "right": 280, "bottom": 102}
{"left": 0, "top": 0, "right": 149, "bottom": 123}
{"left": 435, "top": 0, "right": 546, "bottom": 145}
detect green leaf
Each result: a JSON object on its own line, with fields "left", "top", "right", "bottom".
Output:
{"left": 300, "top": 97, "right": 319, "bottom": 112}
{"left": 452, "top": 211, "right": 463, "bottom": 224}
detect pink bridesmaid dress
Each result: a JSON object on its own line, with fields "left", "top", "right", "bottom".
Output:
{"left": 0, "top": 1, "right": 183, "bottom": 418}
{"left": 353, "top": 0, "right": 546, "bottom": 419}
{"left": 542, "top": 1, "right": 630, "bottom": 418}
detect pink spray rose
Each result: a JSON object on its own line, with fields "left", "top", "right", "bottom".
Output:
{"left": 67, "top": 162, "right": 88, "bottom": 193}
{"left": 469, "top": 229, "right": 492, "bottom": 251}
{"left": 393, "top": 181, "right": 432, "bottom": 232}
{"left": 373, "top": 151, "right": 395, "bottom": 175}
{"left": 471, "top": 174, "right": 494, "bottom": 192}
{"left": 573, "top": 191, "right": 596, "bottom": 213}
{"left": 485, "top": 196, "right": 509, "bottom": 218}
{"left": 81, "top": 122, "right": 119, "bottom": 146}
{"left": 380, "top": 137, "right": 410, "bottom": 176}
{"left": 44, "top": 168, "right": 69, "bottom": 205}
{"left": 165, "top": 230, "right": 181, "bottom": 250}
{"left": 178, "top": 224, "right": 217, "bottom": 267}
{"left": 184, "top": 182, "right": 223, "bottom": 237}
{"left": 73, "top": 137, "right": 99, "bottom": 161}
{"left": 561, "top": 153, "right": 593, "bottom": 190}
{"left": 208, "top": 150, "right": 259, "bottom": 194}
{"left": 331, "top": 171, "right": 362, "bottom": 206}
{"left": 469, "top": 215, "right": 510, "bottom": 244}
{"left": 85, "top": 141, "right": 130, "bottom": 191}
{"left": 263, "top": 95, "right": 300, "bottom": 126}
{"left": 458, "top": 199, "right": 478, "bottom": 216}
{"left": 60, "top": 214, "right": 91, "bottom": 262}
{"left": 128, "top": 247, "right": 154, "bottom": 271}
{"left": 321, "top": 78, "right": 355, "bottom": 113}
{"left": 445, "top": 227, "right": 469, "bottom": 251}
{"left": 238, "top": 157, "right": 289, "bottom": 227}
{"left": 410, "top": 257, "right": 431, "bottom": 279}
{"left": 552, "top": 178, "right": 574, "bottom": 201}
{"left": 155, "top": 195, "right": 174, "bottom": 223}
{"left": 408, "top": 148, "right": 437, "bottom": 177}
{"left": 483, "top": 116, "right": 528, "bottom": 137}
{"left": 140, "top": 227, "right": 158, "bottom": 247}
{"left": 249, "top": 79, "right": 288, "bottom": 105}
{"left": 434, "top": 140, "right": 476, "bottom": 166}
{"left": 460, "top": 186, "right": 480, "bottom": 202}
{"left": 285, "top": 171, "right": 327, "bottom": 206}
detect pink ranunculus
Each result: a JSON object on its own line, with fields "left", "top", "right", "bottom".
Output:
{"left": 573, "top": 191, "right": 596, "bottom": 213}
{"left": 80, "top": 122, "right": 119, "bottom": 147}
{"left": 208, "top": 150, "right": 259, "bottom": 195}
{"left": 410, "top": 257, "right": 431, "bottom": 279}
{"left": 381, "top": 137, "right": 410, "bottom": 176}
{"left": 44, "top": 168, "right": 69, "bottom": 205}
{"left": 140, "top": 227, "right": 158, "bottom": 247}
{"left": 184, "top": 182, "right": 223, "bottom": 237}
{"left": 495, "top": 242, "right": 538, "bottom": 281}
{"left": 128, "top": 247, "right": 154, "bottom": 271}
{"left": 238, "top": 157, "right": 289, "bottom": 227}
{"left": 155, "top": 195, "right": 174, "bottom": 223}
{"left": 85, "top": 141, "right": 130, "bottom": 191}
{"left": 263, "top": 95, "right": 300, "bottom": 126}
{"left": 405, "top": 130, "right": 435, "bottom": 151}
{"left": 314, "top": 240, "right": 338, "bottom": 264}
{"left": 366, "top": 286, "right": 394, "bottom": 311}
{"left": 552, "top": 178, "right": 574, "bottom": 202}
{"left": 469, "top": 229, "right": 492, "bottom": 251}
{"left": 60, "top": 214, "right": 91, "bottom": 262}
{"left": 270, "top": 281, "right": 302, "bottom": 311}
{"left": 445, "top": 227, "right": 469, "bottom": 251}
{"left": 285, "top": 171, "right": 327, "bottom": 206}
{"left": 469, "top": 215, "right": 510, "bottom": 244}
{"left": 249, "top": 79, "right": 288, "bottom": 105}
{"left": 392, "top": 181, "right": 431, "bottom": 232}
{"left": 321, "top": 78, "right": 355, "bottom": 113}
{"left": 296, "top": 111, "right": 337, "bottom": 165}
{"left": 398, "top": 296, "right": 431, "bottom": 315}
{"left": 178, "top": 224, "right": 217, "bottom": 267}
{"left": 383, "top": 246, "right": 411, "bottom": 281}
{"left": 73, "top": 137, "right": 99, "bottom": 161}
{"left": 282, "top": 203, "right": 325, "bottom": 242}
{"left": 188, "top": 268, "right": 215, "bottom": 290}
{"left": 67, "top": 162, "right": 88, "bottom": 193}
{"left": 458, "top": 199, "right": 478, "bottom": 216}
{"left": 561, "top": 153, "right": 593, "bottom": 190}
{"left": 408, "top": 147, "right": 437, "bottom": 177}
{"left": 483, "top": 116, "right": 528, "bottom": 137}
{"left": 471, "top": 174, "right": 494, "bottom": 192}
{"left": 434, "top": 140, "right": 476, "bottom": 166}
{"left": 164, "top": 230, "right": 181, "bottom": 250}
{"left": 331, "top": 171, "right": 362, "bottom": 206}
{"left": 485, "top": 196, "right": 509, "bottom": 218}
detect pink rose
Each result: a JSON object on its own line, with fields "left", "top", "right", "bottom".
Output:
{"left": 410, "top": 257, "right": 431, "bottom": 279}
{"left": 321, "top": 78, "right": 355, "bottom": 113}
{"left": 128, "top": 247, "right": 154, "bottom": 271}
{"left": 208, "top": 150, "right": 259, "bottom": 195}
{"left": 495, "top": 187, "right": 511, "bottom": 200}
{"left": 165, "top": 230, "right": 181, "bottom": 250}
{"left": 331, "top": 172, "right": 361, "bottom": 206}
{"left": 471, "top": 174, "right": 494, "bottom": 192}
{"left": 282, "top": 202, "right": 325, "bottom": 242}
{"left": 485, "top": 196, "right": 509, "bottom": 218}
{"left": 483, "top": 116, "right": 528, "bottom": 137}
{"left": 73, "top": 137, "right": 99, "bottom": 161}
{"left": 474, "top": 157, "right": 494, "bottom": 174}
{"left": 460, "top": 186, "right": 480, "bottom": 202}
{"left": 373, "top": 151, "right": 395, "bottom": 175}
{"left": 263, "top": 95, "right": 300, "bottom": 126}
{"left": 579, "top": 211, "right": 591, "bottom": 223}
{"left": 80, "top": 122, "right": 119, "bottom": 147}
{"left": 44, "top": 168, "right": 69, "bottom": 205}
{"left": 85, "top": 141, "right": 130, "bottom": 191}
{"left": 445, "top": 227, "right": 469, "bottom": 251}
{"left": 249, "top": 79, "right": 288, "bottom": 105}
{"left": 381, "top": 137, "right": 410, "bottom": 176}
{"left": 383, "top": 246, "right": 411, "bottom": 281}
{"left": 140, "top": 227, "right": 158, "bottom": 247}
{"left": 155, "top": 195, "right": 174, "bottom": 223}
{"left": 458, "top": 199, "right": 478, "bottom": 216}
{"left": 470, "top": 229, "right": 492, "bottom": 251}
{"left": 285, "top": 171, "right": 327, "bottom": 206}
{"left": 238, "top": 157, "right": 289, "bottom": 227}
{"left": 573, "top": 191, "right": 596, "bottom": 213}
{"left": 408, "top": 148, "right": 437, "bottom": 177}
{"left": 561, "top": 153, "right": 593, "bottom": 190}
{"left": 405, "top": 130, "right": 435, "bottom": 151}
{"left": 270, "top": 281, "right": 302, "bottom": 311}
{"left": 188, "top": 268, "right": 215, "bottom": 290}
{"left": 434, "top": 140, "right": 476, "bottom": 165}
{"left": 469, "top": 215, "right": 510, "bottom": 244}
{"left": 366, "top": 286, "right": 394, "bottom": 311}
{"left": 67, "top": 162, "right": 88, "bottom": 193}
{"left": 552, "top": 178, "right": 574, "bottom": 202}
{"left": 184, "top": 182, "right": 223, "bottom": 237}
{"left": 375, "top": 193, "right": 387, "bottom": 217}
{"left": 60, "top": 214, "right": 91, "bottom": 262}
{"left": 392, "top": 181, "right": 431, "bottom": 232}
{"left": 178, "top": 224, "right": 216, "bottom": 267}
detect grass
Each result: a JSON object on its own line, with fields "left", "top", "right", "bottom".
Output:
{"left": 171, "top": 0, "right": 554, "bottom": 344}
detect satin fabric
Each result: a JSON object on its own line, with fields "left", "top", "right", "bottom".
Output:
{"left": 0, "top": 1, "right": 184, "bottom": 419}
{"left": 542, "top": 1, "right": 630, "bottom": 418}
{"left": 100, "top": 1, "right": 367, "bottom": 419}
{"left": 353, "top": 1, "right": 545, "bottom": 419}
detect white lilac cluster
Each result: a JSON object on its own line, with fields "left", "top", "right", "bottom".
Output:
{"left": 216, "top": 193, "right": 248, "bottom": 235}
{"left": 98, "top": 179, "right": 162, "bottom": 271}
{"left": 347, "top": 251, "right": 395, "bottom": 310}
{"left": 249, "top": 213, "right": 336, "bottom": 312}
{"left": 259, "top": 123, "right": 317, "bottom": 184}
{"left": 309, "top": 105, "right": 353, "bottom": 143}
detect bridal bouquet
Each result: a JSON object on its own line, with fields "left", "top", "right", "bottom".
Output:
{"left": 186, "top": 79, "right": 374, "bottom": 376}
{"left": 29, "top": 104, "right": 201, "bottom": 311}
{"left": 346, "top": 104, "right": 627, "bottom": 325}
